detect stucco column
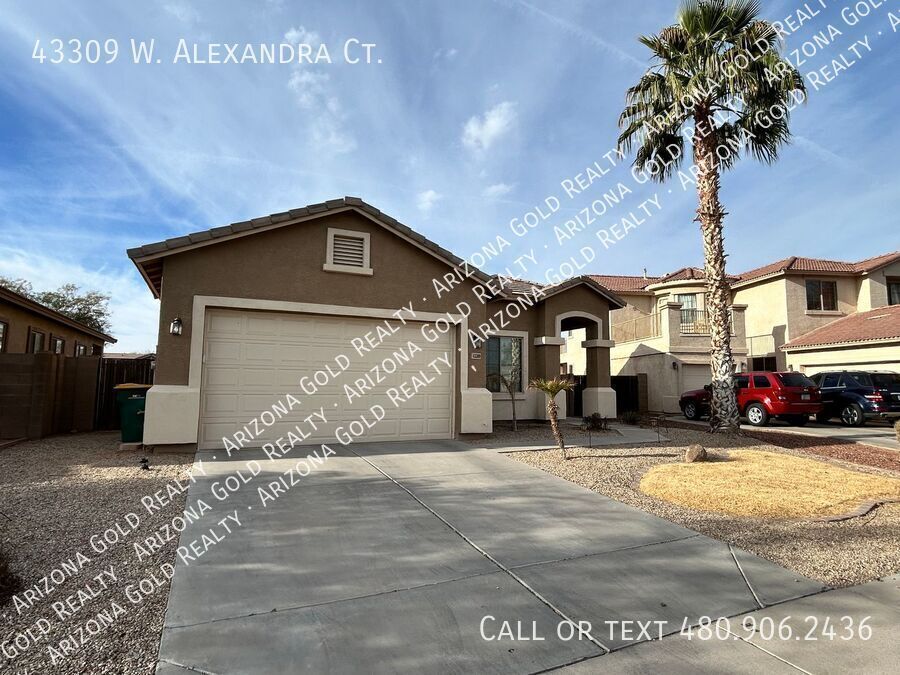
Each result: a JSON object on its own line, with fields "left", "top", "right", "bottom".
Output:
{"left": 582, "top": 338, "right": 616, "bottom": 418}
{"left": 663, "top": 301, "right": 683, "bottom": 346}
{"left": 533, "top": 337, "right": 566, "bottom": 419}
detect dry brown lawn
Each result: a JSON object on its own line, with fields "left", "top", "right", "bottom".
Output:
{"left": 640, "top": 449, "right": 900, "bottom": 518}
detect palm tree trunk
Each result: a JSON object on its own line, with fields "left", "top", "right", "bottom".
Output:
{"left": 506, "top": 382, "right": 518, "bottom": 432}
{"left": 548, "top": 398, "right": 566, "bottom": 459}
{"left": 694, "top": 108, "right": 740, "bottom": 433}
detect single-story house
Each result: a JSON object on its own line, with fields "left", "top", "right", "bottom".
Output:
{"left": 782, "top": 304, "right": 900, "bottom": 375}
{"left": 0, "top": 284, "right": 114, "bottom": 356}
{"left": 128, "top": 197, "right": 624, "bottom": 450}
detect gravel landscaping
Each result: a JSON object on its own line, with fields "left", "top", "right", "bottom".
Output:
{"left": 1, "top": 433, "right": 195, "bottom": 674}
{"left": 503, "top": 424, "right": 900, "bottom": 588}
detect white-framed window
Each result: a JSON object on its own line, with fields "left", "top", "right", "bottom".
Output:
{"left": 323, "top": 227, "right": 372, "bottom": 276}
{"left": 485, "top": 331, "right": 528, "bottom": 396}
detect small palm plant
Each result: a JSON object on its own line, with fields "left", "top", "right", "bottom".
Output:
{"left": 529, "top": 377, "right": 574, "bottom": 459}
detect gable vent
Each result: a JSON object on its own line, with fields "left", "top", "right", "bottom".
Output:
{"left": 332, "top": 234, "right": 366, "bottom": 267}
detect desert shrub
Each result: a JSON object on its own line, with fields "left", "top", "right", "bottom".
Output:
{"left": 619, "top": 410, "right": 641, "bottom": 425}
{"left": 0, "top": 545, "right": 23, "bottom": 606}
{"left": 582, "top": 413, "right": 609, "bottom": 431}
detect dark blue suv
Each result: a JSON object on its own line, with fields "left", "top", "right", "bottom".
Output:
{"left": 809, "top": 371, "right": 900, "bottom": 426}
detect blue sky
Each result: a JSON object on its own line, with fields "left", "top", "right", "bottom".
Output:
{"left": 1, "top": 0, "right": 897, "bottom": 351}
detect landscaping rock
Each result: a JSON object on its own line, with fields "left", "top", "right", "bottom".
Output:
{"left": 684, "top": 444, "right": 708, "bottom": 463}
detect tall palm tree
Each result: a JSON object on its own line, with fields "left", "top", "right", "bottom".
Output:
{"left": 618, "top": 0, "right": 805, "bottom": 432}
{"left": 530, "top": 377, "right": 574, "bottom": 459}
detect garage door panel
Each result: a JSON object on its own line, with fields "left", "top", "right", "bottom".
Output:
{"left": 207, "top": 313, "right": 243, "bottom": 334}
{"left": 682, "top": 364, "right": 710, "bottom": 393}
{"left": 199, "top": 309, "right": 454, "bottom": 449}
{"left": 206, "top": 341, "right": 242, "bottom": 362}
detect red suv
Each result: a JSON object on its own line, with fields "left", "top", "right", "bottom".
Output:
{"left": 679, "top": 371, "right": 822, "bottom": 426}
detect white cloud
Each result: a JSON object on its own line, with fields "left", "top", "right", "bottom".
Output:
{"left": 433, "top": 47, "right": 458, "bottom": 61}
{"left": 462, "top": 101, "right": 517, "bottom": 154}
{"left": 163, "top": 2, "right": 199, "bottom": 24}
{"left": 482, "top": 182, "right": 514, "bottom": 198}
{"left": 416, "top": 189, "right": 442, "bottom": 213}
{"left": 284, "top": 25, "right": 320, "bottom": 45}
{"left": 284, "top": 27, "right": 355, "bottom": 154}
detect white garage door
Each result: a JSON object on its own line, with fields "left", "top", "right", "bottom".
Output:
{"left": 681, "top": 364, "right": 710, "bottom": 393}
{"left": 199, "top": 309, "right": 454, "bottom": 449}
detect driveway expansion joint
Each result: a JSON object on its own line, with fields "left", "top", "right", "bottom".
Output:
{"left": 507, "top": 533, "right": 702, "bottom": 572}
{"left": 159, "top": 658, "right": 221, "bottom": 675}
{"left": 729, "top": 543, "right": 765, "bottom": 609}
{"left": 344, "top": 444, "right": 613, "bottom": 654}
{"left": 163, "top": 568, "right": 503, "bottom": 630}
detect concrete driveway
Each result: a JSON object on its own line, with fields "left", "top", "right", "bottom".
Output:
{"left": 156, "top": 440, "right": 831, "bottom": 674}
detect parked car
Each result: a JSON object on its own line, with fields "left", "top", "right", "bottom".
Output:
{"left": 808, "top": 370, "right": 900, "bottom": 426}
{"left": 679, "top": 371, "right": 822, "bottom": 426}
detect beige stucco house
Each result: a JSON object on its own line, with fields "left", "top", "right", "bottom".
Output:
{"left": 128, "top": 197, "right": 624, "bottom": 450}
{"left": 564, "top": 251, "right": 900, "bottom": 414}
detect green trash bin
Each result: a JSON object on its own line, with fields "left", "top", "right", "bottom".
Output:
{"left": 115, "top": 383, "right": 151, "bottom": 443}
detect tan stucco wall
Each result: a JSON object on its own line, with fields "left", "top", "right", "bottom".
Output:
{"left": 786, "top": 341, "right": 900, "bottom": 375}
{"left": 857, "top": 260, "right": 900, "bottom": 311}
{"left": 732, "top": 277, "right": 789, "bottom": 368}
{"left": 153, "top": 210, "right": 488, "bottom": 387}
{"left": 785, "top": 274, "right": 858, "bottom": 341}
{"left": 0, "top": 299, "right": 106, "bottom": 356}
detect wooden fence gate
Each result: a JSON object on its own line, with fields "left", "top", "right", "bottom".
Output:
{"left": 94, "top": 358, "right": 154, "bottom": 430}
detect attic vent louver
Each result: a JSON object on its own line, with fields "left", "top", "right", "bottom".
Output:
{"left": 332, "top": 234, "right": 366, "bottom": 267}
{"left": 324, "top": 227, "right": 373, "bottom": 276}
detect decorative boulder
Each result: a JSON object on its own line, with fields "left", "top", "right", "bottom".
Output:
{"left": 684, "top": 444, "right": 708, "bottom": 463}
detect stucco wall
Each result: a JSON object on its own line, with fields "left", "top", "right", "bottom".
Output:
{"left": 733, "top": 278, "right": 789, "bottom": 368}
{"left": 785, "top": 275, "right": 858, "bottom": 342}
{"left": 857, "top": 260, "right": 900, "bottom": 311}
{"left": 153, "top": 210, "right": 489, "bottom": 387}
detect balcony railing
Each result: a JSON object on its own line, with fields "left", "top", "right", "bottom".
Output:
{"left": 612, "top": 312, "right": 662, "bottom": 343}
{"left": 680, "top": 308, "right": 734, "bottom": 335}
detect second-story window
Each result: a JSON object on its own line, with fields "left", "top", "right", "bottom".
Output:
{"left": 888, "top": 280, "right": 900, "bottom": 306}
{"left": 805, "top": 279, "right": 837, "bottom": 311}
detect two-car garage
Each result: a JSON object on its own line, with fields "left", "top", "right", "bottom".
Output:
{"left": 198, "top": 309, "right": 454, "bottom": 450}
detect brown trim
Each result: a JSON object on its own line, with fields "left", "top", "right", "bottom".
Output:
{"left": 49, "top": 333, "right": 66, "bottom": 355}
{"left": 26, "top": 327, "right": 47, "bottom": 353}
{"left": 0, "top": 319, "right": 8, "bottom": 353}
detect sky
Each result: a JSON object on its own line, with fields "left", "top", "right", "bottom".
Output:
{"left": 0, "top": 0, "right": 898, "bottom": 351}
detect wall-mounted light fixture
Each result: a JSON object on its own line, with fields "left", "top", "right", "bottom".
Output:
{"left": 169, "top": 317, "right": 183, "bottom": 336}
{"left": 671, "top": 361, "right": 679, "bottom": 370}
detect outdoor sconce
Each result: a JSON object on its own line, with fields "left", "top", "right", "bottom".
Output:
{"left": 170, "top": 317, "right": 183, "bottom": 336}
{"left": 671, "top": 361, "right": 679, "bottom": 370}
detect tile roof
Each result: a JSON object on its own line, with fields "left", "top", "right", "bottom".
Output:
{"left": 589, "top": 274, "right": 659, "bottom": 293}
{"left": 783, "top": 305, "right": 900, "bottom": 349}
{"left": 128, "top": 196, "right": 495, "bottom": 297}
{"left": 736, "top": 251, "right": 900, "bottom": 284}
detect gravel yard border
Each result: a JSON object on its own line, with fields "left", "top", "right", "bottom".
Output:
{"left": 1, "top": 432, "right": 195, "bottom": 675}
{"left": 500, "top": 424, "right": 900, "bottom": 588}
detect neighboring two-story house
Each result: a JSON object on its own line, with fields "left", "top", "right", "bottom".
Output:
{"left": 562, "top": 250, "right": 900, "bottom": 414}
